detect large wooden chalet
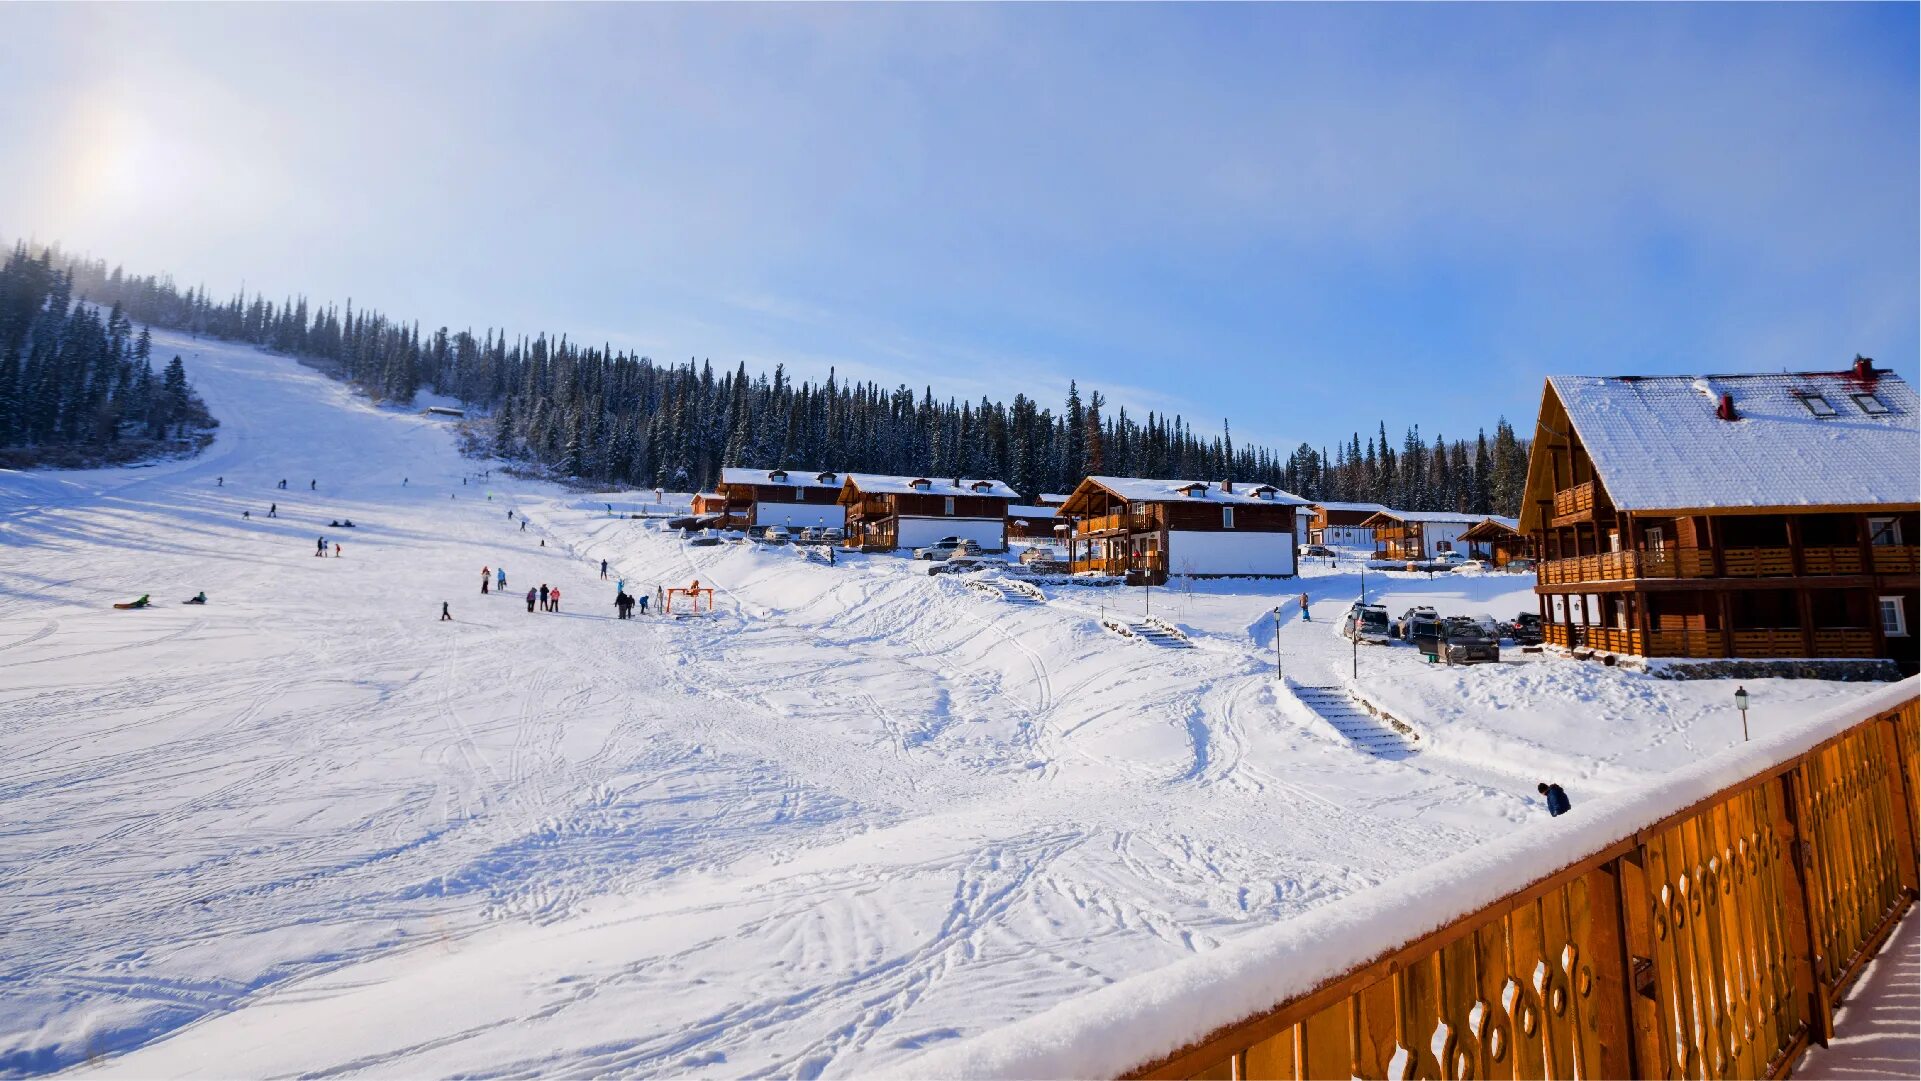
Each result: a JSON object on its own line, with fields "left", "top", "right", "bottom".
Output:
{"left": 838, "top": 474, "right": 1017, "bottom": 551}
{"left": 714, "top": 468, "right": 847, "bottom": 530}
{"left": 1059, "top": 477, "right": 1305, "bottom": 585}
{"left": 1364, "top": 509, "right": 1488, "bottom": 561}
{"left": 1306, "top": 501, "right": 1389, "bottom": 548}
{"left": 1522, "top": 359, "right": 1919, "bottom": 674}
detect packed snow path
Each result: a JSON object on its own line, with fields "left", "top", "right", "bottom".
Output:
{"left": 0, "top": 330, "right": 1882, "bottom": 1077}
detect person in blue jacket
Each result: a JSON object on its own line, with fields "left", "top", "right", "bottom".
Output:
{"left": 1538, "top": 782, "right": 1572, "bottom": 817}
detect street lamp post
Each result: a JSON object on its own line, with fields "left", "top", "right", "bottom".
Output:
{"left": 1272, "top": 606, "right": 1283, "bottom": 681}
{"left": 1735, "top": 686, "right": 1750, "bottom": 742}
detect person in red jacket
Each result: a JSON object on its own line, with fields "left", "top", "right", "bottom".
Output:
{"left": 482, "top": 566, "right": 491, "bottom": 594}
{"left": 549, "top": 586, "right": 561, "bottom": 613}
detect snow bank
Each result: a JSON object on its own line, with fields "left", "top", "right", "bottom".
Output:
{"left": 905, "top": 677, "right": 1919, "bottom": 1079}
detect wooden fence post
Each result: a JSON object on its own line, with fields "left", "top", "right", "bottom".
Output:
{"left": 1779, "top": 767, "right": 1836, "bottom": 1046}
{"left": 1877, "top": 712, "right": 1920, "bottom": 898}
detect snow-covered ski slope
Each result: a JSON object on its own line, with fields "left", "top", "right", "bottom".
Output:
{"left": 0, "top": 329, "right": 1883, "bottom": 1077}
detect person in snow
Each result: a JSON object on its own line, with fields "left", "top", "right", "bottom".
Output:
{"left": 122, "top": 594, "right": 151, "bottom": 609}
{"left": 539, "top": 584, "right": 549, "bottom": 611}
{"left": 441, "top": 602, "right": 452, "bottom": 621}
{"left": 638, "top": 591, "right": 649, "bottom": 615}
{"left": 333, "top": 542, "right": 341, "bottom": 557}
{"left": 482, "top": 567, "right": 491, "bottom": 594}
{"left": 615, "top": 591, "right": 633, "bottom": 619}
{"left": 316, "top": 536, "right": 327, "bottom": 557}
{"left": 242, "top": 510, "right": 251, "bottom": 520}
{"left": 600, "top": 559, "right": 609, "bottom": 580}
{"left": 404, "top": 478, "right": 408, "bottom": 486}
{"left": 1299, "top": 592, "right": 1311, "bottom": 621}
{"left": 521, "top": 520, "right": 527, "bottom": 531}
{"left": 1538, "top": 782, "right": 1572, "bottom": 817}
{"left": 268, "top": 503, "right": 277, "bottom": 517}
{"left": 185, "top": 592, "right": 207, "bottom": 604}
{"left": 525, "top": 587, "right": 537, "bottom": 613}
{"left": 310, "top": 479, "right": 316, "bottom": 490}
{"left": 497, "top": 567, "right": 507, "bottom": 591}
{"left": 278, "top": 479, "right": 287, "bottom": 489}
{"left": 217, "top": 476, "right": 223, "bottom": 486}
{"left": 549, "top": 586, "right": 561, "bottom": 613}
{"left": 508, "top": 510, "right": 513, "bottom": 520}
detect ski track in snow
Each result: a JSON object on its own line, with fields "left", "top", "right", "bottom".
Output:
{"left": 0, "top": 329, "right": 1886, "bottom": 1078}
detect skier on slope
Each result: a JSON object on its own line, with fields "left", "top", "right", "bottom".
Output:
{"left": 482, "top": 567, "right": 491, "bottom": 594}
{"left": 268, "top": 503, "right": 277, "bottom": 517}
{"left": 550, "top": 586, "right": 561, "bottom": 613}
{"left": 316, "top": 536, "right": 327, "bottom": 557}
{"left": 600, "top": 559, "right": 609, "bottom": 580}
{"left": 539, "top": 584, "right": 549, "bottom": 611}
{"left": 497, "top": 567, "right": 507, "bottom": 591}
{"left": 441, "top": 602, "right": 452, "bottom": 622}
{"left": 525, "top": 587, "right": 537, "bottom": 613}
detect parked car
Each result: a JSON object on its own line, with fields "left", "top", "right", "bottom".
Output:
{"left": 1343, "top": 603, "right": 1393, "bottom": 644}
{"left": 1393, "top": 605, "right": 1437, "bottom": 639}
{"left": 1506, "top": 612, "right": 1544, "bottom": 645}
{"left": 821, "top": 527, "right": 845, "bottom": 543}
{"left": 762, "top": 526, "right": 792, "bottom": 545}
{"left": 745, "top": 524, "right": 769, "bottom": 540}
{"left": 1406, "top": 613, "right": 1444, "bottom": 657}
{"left": 914, "top": 536, "right": 968, "bottom": 560}
{"left": 1430, "top": 550, "right": 1470, "bottom": 567}
{"left": 1298, "top": 544, "right": 1336, "bottom": 558}
{"left": 1453, "top": 559, "right": 1492, "bottom": 574}
{"left": 1439, "top": 616, "right": 1501, "bottom": 665}
{"left": 688, "top": 529, "right": 723, "bottom": 547}
{"left": 1504, "top": 557, "right": 1538, "bottom": 574}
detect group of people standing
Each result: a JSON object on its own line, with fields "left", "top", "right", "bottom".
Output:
{"left": 528, "top": 583, "right": 561, "bottom": 613}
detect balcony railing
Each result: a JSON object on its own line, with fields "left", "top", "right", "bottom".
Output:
{"left": 1071, "top": 556, "right": 1130, "bottom": 576}
{"left": 1551, "top": 480, "right": 1601, "bottom": 520}
{"left": 963, "top": 687, "right": 1921, "bottom": 1081}
{"left": 1546, "top": 625, "right": 1879, "bottom": 660}
{"left": 1076, "top": 512, "right": 1153, "bottom": 536}
{"left": 1873, "top": 545, "right": 1920, "bottom": 574}
{"left": 1538, "top": 548, "right": 1717, "bottom": 584}
{"left": 1543, "top": 545, "right": 1917, "bottom": 585}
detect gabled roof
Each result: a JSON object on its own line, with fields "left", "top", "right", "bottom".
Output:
{"left": 718, "top": 467, "right": 842, "bottom": 490}
{"left": 1459, "top": 516, "right": 1524, "bottom": 541}
{"left": 1064, "top": 476, "right": 1310, "bottom": 512}
{"left": 1547, "top": 366, "right": 1919, "bottom": 512}
{"left": 839, "top": 474, "right": 1018, "bottom": 499}
{"left": 1359, "top": 509, "right": 1489, "bottom": 527}
{"left": 1037, "top": 493, "right": 1072, "bottom": 505}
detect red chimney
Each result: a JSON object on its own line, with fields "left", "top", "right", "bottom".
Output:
{"left": 1715, "top": 393, "right": 1739, "bottom": 422}
{"left": 1852, "top": 355, "right": 1879, "bottom": 384}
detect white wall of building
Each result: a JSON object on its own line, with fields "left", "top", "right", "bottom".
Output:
{"left": 1420, "top": 522, "right": 1471, "bottom": 557}
{"left": 752, "top": 501, "right": 846, "bottom": 529}
{"left": 1165, "top": 530, "right": 1296, "bottom": 577}
{"left": 1319, "top": 524, "right": 1376, "bottom": 548}
{"left": 897, "top": 516, "right": 1006, "bottom": 551}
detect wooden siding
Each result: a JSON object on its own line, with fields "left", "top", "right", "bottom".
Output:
{"left": 1124, "top": 695, "right": 1919, "bottom": 1081}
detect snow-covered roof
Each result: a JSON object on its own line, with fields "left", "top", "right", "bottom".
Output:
{"left": 718, "top": 467, "right": 843, "bottom": 490}
{"left": 1007, "top": 504, "right": 1058, "bottom": 517}
{"left": 1037, "top": 492, "right": 1071, "bottom": 505}
{"left": 1311, "top": 501, "right": 1390, "bottom": 514}
{"left": 1076, "top": 476, "right": 1310, "bottom": 506}
{"left": 840, "top": 473, "right": 1018, "bottom": 499}
{"left": 1362, "top": 509, "right": 1488, "bottom": 526}
{"left": 1460, "top": 516, "right": 1523, "bottom": 539}
{"left": 1551, "top": 368, "right": 1919, "bottom": 511}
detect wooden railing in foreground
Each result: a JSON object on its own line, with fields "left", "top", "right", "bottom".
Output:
{"left": 1123, "top": 692, "right": 1918, "bottom": 1081}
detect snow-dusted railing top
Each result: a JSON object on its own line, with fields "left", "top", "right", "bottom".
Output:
{"left": 906, "top": 677, "right": 1919, "bottom": 1079}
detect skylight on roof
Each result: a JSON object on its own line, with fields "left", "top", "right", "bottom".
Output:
{"left": 1853, "top": 393, "right": 1892, "bottom": 416}
{"left": 1797, "top": 394, "right": 1838, "bottom": 418}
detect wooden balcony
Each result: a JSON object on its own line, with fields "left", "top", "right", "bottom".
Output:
{"left": 1550, "top": 480, "right": 1603, "bottom": 524}
{"left": 1538, "top": 548, "right": 1716, "bottom": 585}
{"left": 1721, "top": 546, "right": 1795, "bottom": 577}
{"left": 1071, "top": 556, "right": 1129, "bottom": 576}
{"left": 1075, "top": 512, "right": 1152, "bottom": 536}
{"left": 1873, "top": 544, "right": 1920, "bottom": 574}
{"left": 1116, "top": 696, "right": 1920, "bottom": 1081}
{"left": 1801, "top": 546, "right": 1864, "bottom": 575}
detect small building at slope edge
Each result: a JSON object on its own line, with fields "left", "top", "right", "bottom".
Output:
{"left": 1306, "top": 500, "right": 1390, "bottom": 548}
{"left": 1520, "top": 357, "right": 1919, "bottom": 675}
{"left": 714, "top": 468, "right": 847, "bottom": 531}
{"left": 837, "top": 474, "right": 1016, "bottom": 551}
{"left": 1058, "top": 476, "right": 1305, "bottom": 585}
{"left": 1459, "top": 516, "right": 1532, "bottom": 566}
{"left": 1362, "top": 509, "right": 1489, "bottom": 561}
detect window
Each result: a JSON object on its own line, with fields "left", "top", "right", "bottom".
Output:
{"left": 944, "top": 496, "right": 955, "bottom": 516}
{"left": 1797, "top": 394, "right": 1838, "bottom": 417}
{"left": 1869, "top": 517, "right": 1903, "bottom": 546}
{"left": 1880, "top": 596, "right": 1908, "bottom": 637}
{"left": 1645, "top": 525, "right": 1666, "bottom": 551}
{"left": 794, "top": 485, "right": 805, "bottom": 500}
{"left": 1222, "top": 506, "right": 1235, "bottom": 529}
{"left": 1854, "top": 393, "right": 1892, "bottom": 415}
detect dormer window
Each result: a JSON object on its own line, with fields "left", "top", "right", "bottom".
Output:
{"left": 768, "top": 470, "right": 787, "bottom": 482}
{"left": 911, "top": 478, "right": 932, "bottom": 492}
{"left": 817, "top": 472, "right": 836, "bottom": 484}
{"left": 1853, "top": 393, "right": 1892, "bottom": 416}
{"left": 1797, "top": 394, "right": 1838, "bottom": 418}
{"left": 970, "top": 481, "right": 991, "bottom": 493}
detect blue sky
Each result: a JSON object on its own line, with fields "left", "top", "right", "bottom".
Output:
{"left": 2, "top": 3, "right": 1914, "bottom": 449}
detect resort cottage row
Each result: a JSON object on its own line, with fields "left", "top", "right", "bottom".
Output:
{"left": 688, "top": 360, "right": 1918, "bottom": 676}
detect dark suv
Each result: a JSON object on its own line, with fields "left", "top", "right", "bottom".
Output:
{"left": 1406, "top": 613, "right": 1444, "bottom": 658}
{"left": 1440, "top": 616, "right": 1501, "bottom": 665}
{"left": 1506, "top": 612, "right": 1543, "bottom": 645}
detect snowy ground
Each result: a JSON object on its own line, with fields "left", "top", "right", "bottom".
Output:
{"left": 0, "top": 329, "right": 1887, "bottom": 1077}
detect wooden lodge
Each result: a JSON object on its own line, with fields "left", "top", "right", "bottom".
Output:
{"left": 689, "top": 491, "right": 740, "bottom": 527}
{"left": 1521, "top": 359, "right": 1920, "bottom": 674}
{"left": 1458, "top": 516, "right": 1531, "bottom": 566}
{"left": 1363, "top": 509, "right": 1488, "bottom": 562}
{"left": 837, "top": 474, "right": 1017, "bottom": 551}
{"left": 1306, "top": 500, "right": 1389, "bottom": 548}
{"left": 714, "top": 467, "right": 846, "bottom": 531}
{"left": 1005, "top": 504, "right": 1061, "bottom": 541}
{"left": 1058, "top": 477, "right": 1305, "bottom": 585}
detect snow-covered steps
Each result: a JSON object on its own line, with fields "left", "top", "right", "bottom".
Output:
{"left": 1293, "top": 685, "right": 1418, "bottom": 757}
{"left": 964, "top": 577, "right": 1045, "bottom": 604}
{"left": 1125, "top": 620, "right": 1193, "bottom": 648}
